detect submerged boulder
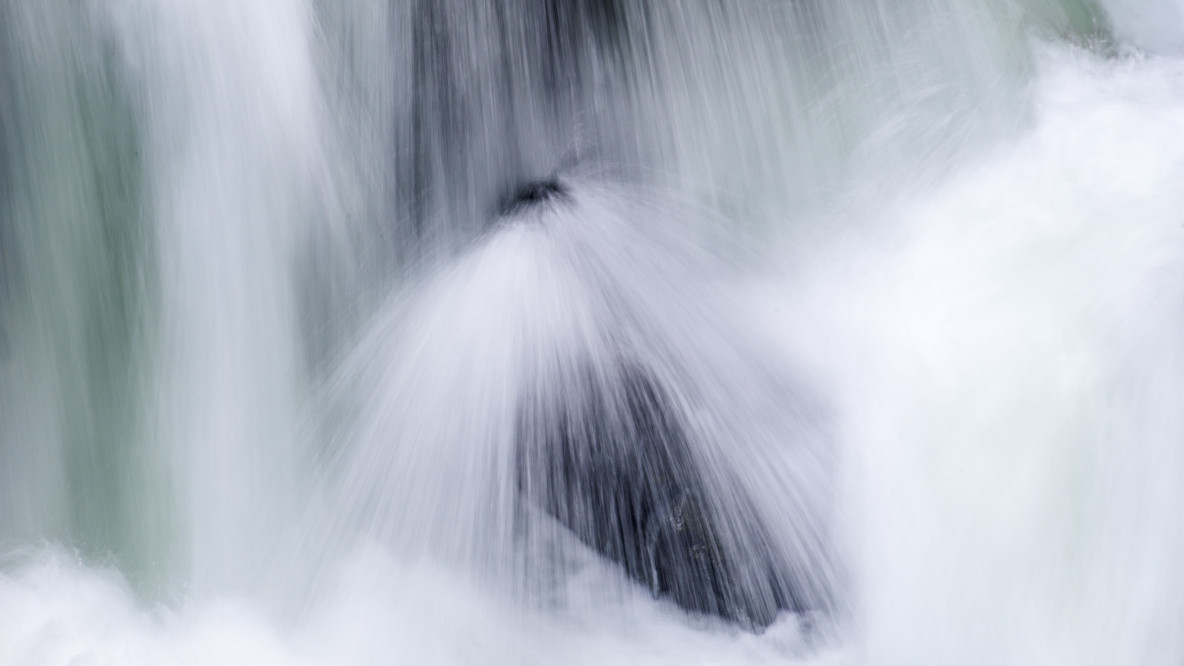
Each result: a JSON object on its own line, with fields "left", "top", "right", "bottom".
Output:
{"left": 496, "top": 176, "right": 833, "bottom": 629}
{"left": 515, "top": 359, "right": 807, "bottom": 629}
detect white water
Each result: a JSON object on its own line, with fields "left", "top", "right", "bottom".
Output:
{"left": 2, "top": 2, "right": 1184, "bottom": 666}
{"left": 796, "top": 48, "right": 1184, "bottom": 664}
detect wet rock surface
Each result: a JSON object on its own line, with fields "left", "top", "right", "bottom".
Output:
{"left": 515, "top": 360, "right": 804, "bottom": 629}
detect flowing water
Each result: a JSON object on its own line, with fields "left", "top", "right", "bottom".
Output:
{"left": 2, "top": 1, "right": 1184, "bottom": 664}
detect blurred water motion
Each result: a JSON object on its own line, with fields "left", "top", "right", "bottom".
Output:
{"left": 2, "top": 1, "right": 1184, "bottom": 664}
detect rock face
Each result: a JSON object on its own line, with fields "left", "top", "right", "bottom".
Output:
{"left": 515, "top": 360, "right": 805, "bottom": 629}
{"left": 499, "top": 177, "right": 831, "bottom": 630}
{"left": 498, "top": 178, "right": 570, "bottom": 216}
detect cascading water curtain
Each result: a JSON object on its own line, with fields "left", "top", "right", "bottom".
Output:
{"left": 2, "top": 1, "right": 1184, "bottom": 665}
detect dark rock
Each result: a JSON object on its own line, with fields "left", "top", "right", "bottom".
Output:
{"left": 498, "top": 177, "right": 570, "bottom": 217}
{"left": 515, "top": 359, "right": 806, "bottom": 629}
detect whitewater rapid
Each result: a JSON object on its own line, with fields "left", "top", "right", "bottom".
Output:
{"left": 2, "top": 44, "right": 1182, "bottom": 666}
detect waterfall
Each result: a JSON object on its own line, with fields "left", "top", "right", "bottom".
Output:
{"left": 2, "top": 1, "right": 1183, "bottom": 664}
